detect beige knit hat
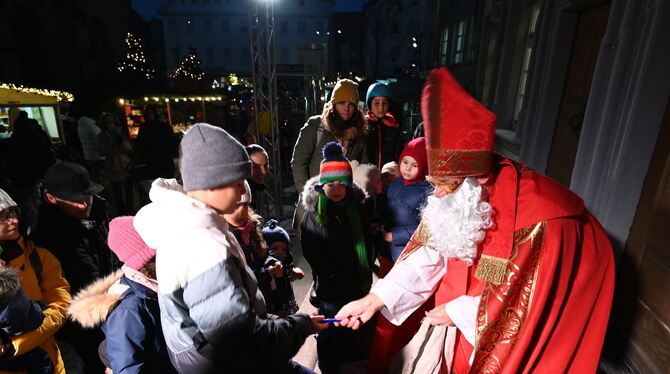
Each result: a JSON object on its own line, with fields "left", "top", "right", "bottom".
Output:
{"left": 0, "top": 188, "right": 17, "bottom": 212}
{"left": 330, "top": 79, "right": 359, "bottom": 105}
{"left": 381, "top": 161, "right": 399, "bottom": 177}
{"left": 238, "top": 180, "right": 252, "bottom": 205}
{"left": 351, "top": 162, "right": 380, "bottom": 195}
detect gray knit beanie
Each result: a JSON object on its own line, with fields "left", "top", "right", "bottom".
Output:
{"left": 180, "top": 123, "right": 252, "bottom": 191}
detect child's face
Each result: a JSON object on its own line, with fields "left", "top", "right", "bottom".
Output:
{"left": 370, "top": 96, "right": 389, "bottom": 119}
{"left": 270, "top": 242, "right": 288, "bottom": 258}
{"left": 400, "top": 156, "right": 420, "bottom": 181}
{"left": 323, "top": 181, "right": 347, "bottom": 202}
{"left": 206, "top": 180, "right": 246, "bottom": 214}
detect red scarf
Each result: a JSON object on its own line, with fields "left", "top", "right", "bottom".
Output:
{"left": 366, "top": 111, "right": 399, "bottom": 128}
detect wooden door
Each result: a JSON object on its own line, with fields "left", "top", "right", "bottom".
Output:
{"left": 545, "top": 3, "right": 610, "bottom": 186}
{"left": 616, "top": 97, "right": 670, "bottom": 373}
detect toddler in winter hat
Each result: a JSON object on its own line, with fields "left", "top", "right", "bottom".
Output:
{"left": 351, "top": 162, "right": 382, "bottom": 197}
{"left": 262, "top": 219, "right": 290, "bottom": 250}
{"left": 179, "top": 123, "right": 252, "bottom": 191}
{"left": 318, "top": 142, "right": 353, "bottom": 187}
{"left": 381, "top": 161, "right": 400, "bottom": 189}
{"left": 108, "top": 216, "right": 156, "bottom": 271}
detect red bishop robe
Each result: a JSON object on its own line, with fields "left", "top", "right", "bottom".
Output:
{"left": 372, "top": 157, "right": 615, "bottom": 373}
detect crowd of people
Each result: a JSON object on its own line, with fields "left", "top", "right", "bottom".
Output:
{"left": 0, "top": 67, "right": 615, "bottom": 374}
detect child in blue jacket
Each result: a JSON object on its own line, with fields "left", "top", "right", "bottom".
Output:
{"left": 68, "top": 216, "right": 176, "bottom": 374}
{"left": 385, "top": 137, "right": 432, "bottom": 261}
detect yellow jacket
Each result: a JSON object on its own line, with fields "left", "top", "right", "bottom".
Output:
{"left": 2, "top": 237, "right": 71, "bottom": 374}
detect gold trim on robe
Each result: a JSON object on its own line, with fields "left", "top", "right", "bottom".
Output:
{"left": 471, "top": 222, "right": 545, "bottom": 373}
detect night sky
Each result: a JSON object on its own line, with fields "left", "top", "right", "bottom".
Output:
{"left": 132, "top": 0, "right": 367, "bottom": 21}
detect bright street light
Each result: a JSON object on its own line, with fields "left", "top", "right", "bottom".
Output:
{"left": 412, "top": 42, "right": 418, "bottom": 48}
{"left": 337, "top": 30, "right": 342, "bottom": 34}
{"left": 316, "top": 30, "right": 320, "bottom": 35}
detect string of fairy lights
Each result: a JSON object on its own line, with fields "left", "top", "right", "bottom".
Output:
{"left": 117, "top": 33, "right": 155, "bottom": 80}
{"left": 118, "top": 96, "right": 223, "bottom": 104}
{"left": 170, "top": 49, "right": 205, "bottom": 81}
{"left": 0, "top": 82, "right": 74, "bottom": 102}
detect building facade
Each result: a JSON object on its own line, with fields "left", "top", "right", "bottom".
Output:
{"left": 362, "top": 0, "right": 423, "bottom": 79}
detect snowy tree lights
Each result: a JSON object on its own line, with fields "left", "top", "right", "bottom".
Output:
{"left": 171, "top": 48, "right": 205, "bottom": 81}
{"left": 117, "top": 33, "right": 155, "bottom": 80}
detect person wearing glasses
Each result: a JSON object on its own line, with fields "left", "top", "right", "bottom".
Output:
{"left": 0, "top": 188, "right": 70, "bottom": 374}
{"left": 335, "top": 68, "right": 615, "bottom": 374}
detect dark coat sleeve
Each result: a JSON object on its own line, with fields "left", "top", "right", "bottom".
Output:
{"left": 0, "top": 288, "right": 45, "bottom": 336}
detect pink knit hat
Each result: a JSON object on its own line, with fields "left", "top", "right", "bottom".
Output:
{"left": 108, "top": 216, "right": 156, "bottom": 271}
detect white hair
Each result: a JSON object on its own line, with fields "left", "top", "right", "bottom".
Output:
{"left": 421, "top": 178, "right": 493, "bottom": 263}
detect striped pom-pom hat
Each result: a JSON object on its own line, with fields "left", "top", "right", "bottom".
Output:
{"left": 319, "top": 142, "right": 352, "bottom": 186}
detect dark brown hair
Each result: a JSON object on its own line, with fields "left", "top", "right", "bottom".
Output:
{"left": 139, "top": 258, "right": 157, "bottom": 279}
{"left": 248, "top": 207, "right": 269, "bottom": 259}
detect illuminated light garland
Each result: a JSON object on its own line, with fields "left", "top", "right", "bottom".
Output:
{"left": 0, "top": 82, "right": 74, "bottom": 102}
{"left": 117, "top": 96, "right": 224, "bottom": 104}
{"left": 117, "top": 32, "right": 155, "bottom": 80}
{"left": 170, "top": 49, "right": 205, "bottom": 80}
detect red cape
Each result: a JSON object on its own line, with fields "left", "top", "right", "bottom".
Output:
{"left": 375, "top": 157, "right": 615, "bottom": 373}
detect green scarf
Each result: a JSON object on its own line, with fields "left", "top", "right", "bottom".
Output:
{"left": 316, "top": 194, "right": 371, "bottom": 284}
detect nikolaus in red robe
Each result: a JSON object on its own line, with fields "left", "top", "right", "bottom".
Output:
{"left": 366, "top": 66, "right": 615, "bottom": 374}
{"left": 370, "top": 156, "right": 615, "bottom": 373}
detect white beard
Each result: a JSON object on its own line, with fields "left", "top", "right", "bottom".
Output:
{"left": 421, "top": 178, "right": 493, "bottom": 263}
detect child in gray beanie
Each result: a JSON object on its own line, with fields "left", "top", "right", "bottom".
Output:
{"left": 134, "top": 123, "right": 327, "bottom": 374}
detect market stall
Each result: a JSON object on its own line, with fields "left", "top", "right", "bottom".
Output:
{"left": 0, "top": 83, "right": 74, "bottom": 142}
{"left": 116, "top": 95, "right": 226, "bottom": 138}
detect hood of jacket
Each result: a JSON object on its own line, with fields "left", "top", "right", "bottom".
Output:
{"left": 68, "top": 269, "right": 125, "bottom": 328}
{"left": 301, "top": 175, "right": 366, "bottom": 212}
{"left": 133, "top": 178, "right": 232, "bottom": 251}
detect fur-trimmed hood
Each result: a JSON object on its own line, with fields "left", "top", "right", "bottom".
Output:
{"left": 67, "top": 269, "right": 126, "bottom": 328}
{"left": 0, "top": 265, "right": 22, "bottom": 299}
{"left": 301, "top": 175, "right": 367, "bottom": 212}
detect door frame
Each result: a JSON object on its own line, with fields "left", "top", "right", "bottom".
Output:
{"left": 519, "top": 0, "right": 670, "bottom": 257}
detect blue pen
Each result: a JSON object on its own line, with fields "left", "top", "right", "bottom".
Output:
{"left": 319, "top": 318, "right": 341, "bottom": 323}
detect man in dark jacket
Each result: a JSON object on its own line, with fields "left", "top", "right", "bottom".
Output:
{"left": 136, "top": 105, "right": 178, "bottom": 180}
{"left": 21, "top": 160, "right": 118, "bottom": 373}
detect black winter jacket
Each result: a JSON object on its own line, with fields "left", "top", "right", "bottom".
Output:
{"left": 365, "top": 115, "right": 402, "bottom": 169}
{"left": 21, "top": 182, "right": 118, "bottom": 294}
{"left": 300, "top": 177, "right": 374, "bottom": 304}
